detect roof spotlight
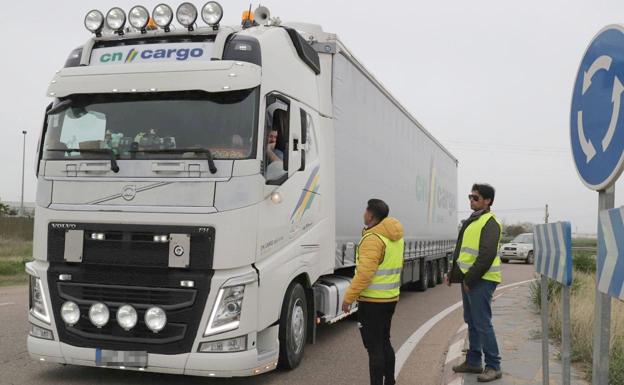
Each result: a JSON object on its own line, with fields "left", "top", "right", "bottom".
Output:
{"left": 152, "top": 4, "right": 174, "bottom": 32}
{"left": 202, "top": 1, "right": 223, "bottom": 29}
{"left": 129, "top": 5, "right": 150, "bottom": 32}
{"left": 106, "top": 7, "right": 127, "bottom": 35}
{"left": 84, "top": 10, "right": 105, "bottom": 36}
{"left": 177, "top": 2, "right": 198, "bottom": 31}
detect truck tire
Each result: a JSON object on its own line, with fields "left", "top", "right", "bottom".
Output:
{"left": 416, "top": 261, "right": 429, "bottom": 292}
{"left": 526, "top": 251, "right": 534, "bottom": 265}
{"left": 428, "top": 262, "right": 436, "bottom": 288}
{"left": 435, "top": 260, "right": 444, "bottom": 285}
{"left": 278, "top": 282, "right": 308, "bottom": 370}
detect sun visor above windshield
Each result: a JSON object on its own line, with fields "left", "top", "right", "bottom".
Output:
{"left": 47, "top": 60, "right": 260, "bottom": 97}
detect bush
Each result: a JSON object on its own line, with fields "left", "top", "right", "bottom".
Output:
{"left": 530, "top": 278, "right": 562, "bottom": 309}
{"left": 0, "top": 258, "right": 28, "bottom": 276}
{"left": 573, "top": 251, "right": 596, "bottom": 274}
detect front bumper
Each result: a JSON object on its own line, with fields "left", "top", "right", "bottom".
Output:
{"left": 500, "top": 251, "right": 528, "bottom": 260}
{"left": 27, "top": 332, "right": 279, "bottom": 377}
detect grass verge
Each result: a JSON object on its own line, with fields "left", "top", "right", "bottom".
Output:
{"left": 0, "top": 237, "right": 32, "bottom": 286}
{"left": 531, "top": 252, "right": 624, "bottom": 383}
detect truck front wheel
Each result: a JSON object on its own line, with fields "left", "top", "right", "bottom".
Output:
{"left": 278, "top": 282, "right": 308, "bottom": 370}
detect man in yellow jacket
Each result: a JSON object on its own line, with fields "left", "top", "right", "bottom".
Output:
{"left": 342, "top": 199, "right": 405, "bottom": 385}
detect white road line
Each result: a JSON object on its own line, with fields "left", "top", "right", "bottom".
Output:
{"left": 445, "top": 339, "right": 464, "bottom": 364}
{"left": 457, "top": 323, "right": 468, "bottom": 333}
{"left": 0, "top": 302, "right": 15, "bottom": 307}
{"left": 395, "top": 278, "right": 536, "bottom": 377}
{"left": 447, "top": 377, "right": 464, "bottom": 385}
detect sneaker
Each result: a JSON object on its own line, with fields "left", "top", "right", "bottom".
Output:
{"left": 477, "top": 367, "right": 502, "bottom": 382}
{"left": 452, "top": 361, "right": 483, "bottom": 374}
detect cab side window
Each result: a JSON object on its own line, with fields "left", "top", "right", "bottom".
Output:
{"left": 300, "top": 109, "right": 318, "bottom": 164}
{"left": 264, "top": 95, "right": 290, "bottom": 185}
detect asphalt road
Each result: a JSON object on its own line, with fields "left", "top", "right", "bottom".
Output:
{"left": 0, "top": 263, "right": 535, "bottom": 385}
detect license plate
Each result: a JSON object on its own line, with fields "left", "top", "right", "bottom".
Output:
{"left": 95, "top": 349, "right": 148, "bottom": 368}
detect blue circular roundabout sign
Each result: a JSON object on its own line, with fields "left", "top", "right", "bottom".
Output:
{"left": 571, "top": 25, "right": 624, "bottom": 190}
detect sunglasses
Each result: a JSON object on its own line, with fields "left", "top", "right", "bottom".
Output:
{"left": 468, "top": 194, "right": 481, "bottom": 201}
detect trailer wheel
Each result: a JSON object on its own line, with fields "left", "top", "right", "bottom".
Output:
{"left": 435, "top": 260, "right": 444, "bottom": 285}
{"left": 278, "top": 282, "right": 308, "bottom": 370}
{"left": 428, "top": 262, "right": 436, "bottom": 288}
{"left": 416, "top": 261, "right": 429, "bottom": 292}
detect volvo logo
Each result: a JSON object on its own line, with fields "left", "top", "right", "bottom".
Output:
{"left": 51, "top": 223, "right": 77, "bottom": 229}
{"left": 121, "top": 185, "right": 137, "bottom": 201}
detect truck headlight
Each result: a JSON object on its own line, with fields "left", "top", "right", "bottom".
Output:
{"left": 176, "top": 2, "right": 198, "bottom": 28}
{"left": 116, "top": 305, "right": 138, "bottom": 331}
{"left": 105, "top": 7, "right": 127, "bottom": 32}
{"left": 29, "top": 276, "right": 51, "bottom": 324}
{"left": 205, "top": 285, "right": 245, "bottom": 336}
{"left": 61, "top": 301, "right": 81, "bottom": 326}
{"left": 201, "top": 1, "right": 223, "bottom": 26}
{"left": 152, "top": 4, "right": 174, "bottom": 30}
{"left": 89, "top": 303, "right": 110, "bottom": 328}
{"left": 129, "top": 5, "right": 150, "bottom": 30}
{"left": 84, "top": 10, "right": 105, "bottom": 34}
{"left": 145, "top": 307, "right": 167, "bottom": 332}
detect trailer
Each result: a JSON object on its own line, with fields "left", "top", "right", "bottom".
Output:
{"left": 26, "top": 3, "right": 457, "bottom": 377}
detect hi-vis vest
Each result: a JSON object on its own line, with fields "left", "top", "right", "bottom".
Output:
{"left": 457, "top": 212, "right": 502, "bottom": 283}
{"left": 356, "top": 233, "right": 405, "bottom": 299}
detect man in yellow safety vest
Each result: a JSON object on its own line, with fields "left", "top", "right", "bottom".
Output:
{"left": 448, "top": 183, "right": 503, "bottom": 382}
{"left": 342, "top": 199, "right": 404, "bottom": 385}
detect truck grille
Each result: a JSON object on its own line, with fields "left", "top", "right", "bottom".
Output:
{"left": 46, "top": 222, "right": 214, "bottom": 355}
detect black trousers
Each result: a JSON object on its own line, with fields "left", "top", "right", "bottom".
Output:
{"left": 358, "top": 301, "right": 397, "bottom": 385}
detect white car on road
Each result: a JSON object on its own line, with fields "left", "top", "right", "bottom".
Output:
{"left": 500, "top": 233, "right": 534, "bottom": 264}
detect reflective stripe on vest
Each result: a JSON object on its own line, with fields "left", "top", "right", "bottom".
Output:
{"left": 356, "top": 232, "right": 405, "bottom": 299}
{"left": 457, "top": 212, "right": 503, "bottom": 283}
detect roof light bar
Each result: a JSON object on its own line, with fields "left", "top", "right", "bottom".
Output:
{"left": 85, "top": 2, "right": 226, "bottom": 36}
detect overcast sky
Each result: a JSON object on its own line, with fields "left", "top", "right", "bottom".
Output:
{"left": 1, "top": 0, "right": 623, "bottom": 233}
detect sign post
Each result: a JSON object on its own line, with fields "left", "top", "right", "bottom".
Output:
{"left": 534, "top": 222, "right": 573, "bottom": 385}
{"left": 571, "top": 25, "right": 624, "bottom": 385}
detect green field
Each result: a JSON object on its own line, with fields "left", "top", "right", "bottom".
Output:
{"left": 0, "top": 217, "right": 34, "bottom": 286}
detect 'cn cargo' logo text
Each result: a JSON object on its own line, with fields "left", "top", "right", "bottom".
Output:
{"left": 100, "top": 47, "right": 205, "bottom": 63}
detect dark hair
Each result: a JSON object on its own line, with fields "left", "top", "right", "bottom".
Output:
{"left": 472, "top": 183, "right": 495, "bottom": 206}
{"left": 367, "top": 199, "right": 389, "bottom": 221}
{"left": 272, "top": 109, "right": 288, "bottom": 152}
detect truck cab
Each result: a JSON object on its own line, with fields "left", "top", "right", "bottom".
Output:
{"left": 28, "top": 4, "right": 334, "bottom": 376}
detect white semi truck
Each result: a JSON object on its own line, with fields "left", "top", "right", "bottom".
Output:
{"left": 26, "top": 3, "right": 458, "bottom": 377}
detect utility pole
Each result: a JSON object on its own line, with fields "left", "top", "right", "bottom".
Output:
{"left": 541, "top": 202, "right": 549, "bottom": 384}
{"left": 19, "top": 130, "right": 26, "bottom": 217}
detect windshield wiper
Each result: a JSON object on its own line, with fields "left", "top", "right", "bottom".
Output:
{"left": 46, "top": 148, "right": 120, "bottom": 173}
{"left": 130, "top": 148, "right": 218, "bottom": 174}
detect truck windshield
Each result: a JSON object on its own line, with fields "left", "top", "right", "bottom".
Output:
{"left": 42, "top": 88, "right": 259, "bottom": 161}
